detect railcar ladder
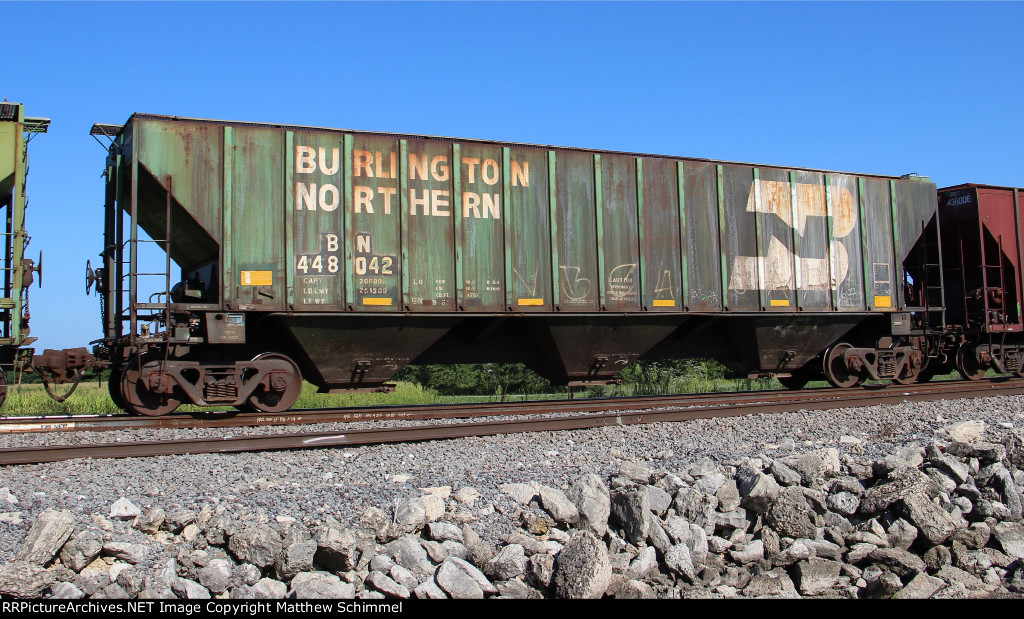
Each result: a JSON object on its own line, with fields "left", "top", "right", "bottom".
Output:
{"left": 124, "top": 175, "right": 173, "bottom": 346}
{"left": 905, "top": 217, "right": 946, "bottom": 332}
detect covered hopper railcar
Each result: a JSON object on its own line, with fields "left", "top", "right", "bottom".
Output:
{"left": 89, "top": 114, "right": 943, "bottom": 415}
{"left": 0, "top": 103, "right": 47, "bottom": 407}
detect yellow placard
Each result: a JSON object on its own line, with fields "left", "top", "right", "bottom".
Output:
{"left": 362, "top": 297, "right": 393, "bottom": 306}
{"left": 240, "top": 271, "right": 273, "bottom": 286}
{"left": 652, "top": 299, "right": 676, "bottom": 307}
{"left": 518, "top": 298, "right": 544, "bottom": 306}
{"left": 874, "top": 295, "right": 892, "bottom": 308}
{"left": 769, "top": 299, "right": 790, "bottom": 307}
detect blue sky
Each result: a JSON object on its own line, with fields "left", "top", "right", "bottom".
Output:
{"left": 6, "top": 1, "right": 1023, "bottom": 350}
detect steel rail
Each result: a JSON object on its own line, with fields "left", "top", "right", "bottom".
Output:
{"left": 0, "top": 378, "right": 992, "bottom": 435}
{"left": 2, "top": 379, "right": 1023, "bottom": 465}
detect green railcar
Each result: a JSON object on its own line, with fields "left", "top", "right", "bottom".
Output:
{"left": 91, "top": 114, "right": 941, "bottom": 415}
{"left": 0, "top": 103, "right": 47, "bottom": 407}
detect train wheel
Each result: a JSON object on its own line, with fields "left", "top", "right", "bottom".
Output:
{"left": 823, "top": 343, "right": 864, "bottom": 388}
{"left": 121, "top": 354, "right": 182, "bottom": 416}
{"left": 892, "top": 343, "right": 921, "bottom": 386}
{"left": 955, "top": 343, "right": 986, "bottom": 381}
{"left": 241, "top": 353, "right": 302, "bottom": 413}
{"left": 108, "top": 367, "right": 128, "bottom": 410}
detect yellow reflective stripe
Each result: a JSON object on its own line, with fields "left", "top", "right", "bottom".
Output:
{"left": 240, "top": 271, "right": 273, "bottom": 286}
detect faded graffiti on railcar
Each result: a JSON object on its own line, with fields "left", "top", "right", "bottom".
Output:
{"left": 728, "top": 180, "right": 856, "bottom": 294}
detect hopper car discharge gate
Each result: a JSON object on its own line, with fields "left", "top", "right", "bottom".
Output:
{"left": 73, "top": 113, "right": 1009, "bottom": 416}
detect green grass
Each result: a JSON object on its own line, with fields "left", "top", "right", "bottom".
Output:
{"left": 0, "top": 368, "right": 988, "bottom": 417}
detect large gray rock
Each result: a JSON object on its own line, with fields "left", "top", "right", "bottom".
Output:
{"left": 894, "top": 573, "right": 946, "bottom": 599}
{"left": 14, "top": 510, "right": 75, "bottom": 566}
{"left": 500, "top": 483, "right": 539, "bottom": 505}
{"left": 197, "top": 558, "right": 233, "bottom": 594}
{"left": 0, "top": 562, "right": 60, "bottom": 598}
{"left": 484, "top": 543, "right": 526, "bottom": 581}
{"left": 389, "top": 565, "right": 419, "bottom": 591}
{"left": 780, "top": 448, "right": 841, "bottom": 487}
{"left": 729, "top": 540, "right": 764, "bottom": 565}
{"left": 228, "top": 524, "right": 282, "bottom": 569}
{"left": 695, "top": 472, "right": 729, "bottom": 496}
{"left": 568, "top": 474, "right": 610, "bottom": 537}
{"left": 827, "top": 491, "right": 860, "bottom": 517}
{"left": 646, "top": 515, "right": 672, "bottom": 555}
{"left": 673, "top": 487, "right": 719, "bottom": 534}
{"left": 775, "top": 539, "right": 814, "bottom": 566}
{"left": 744, "top": 568, "right": 799, "bottom": 598}
{"left": 869, "top": 547, "right": 927, "bottom": 577}
{"left": 50, "top": 582, "right": 85, "bottom": 599}
{"left": 365, "top": 572, "right": 410, "bottom": 599}
{"left": 626, "top": 546, "right": 658, "bottom": 580}
{"left": 794, "top": 558, "right": 841, "bottom": 595}
{"left": 715, "top": 479, "right": 742, "bottom": 513}
{"left": 737, "top": 464, "right": 782, "bottom": 513}
{"left": 610, "top": 489, "right": 649, "bottom": 544}
{"left": 436, "top": 557, "right": 497, "bottom": 599}
{"left": 640, "top": 485, "right": 674, "bottom": 516}
{"left": 248, "top": 578, "right": 288, "bottom": 599}
{"left": 276, "top": 539, "right": 317, "bottom": 580}
{"left": 426, "top": 522, "right": 463, "bottom": 543}
{"left": 928, "top": 448, "right": 969, "bottom": 485}
{"left": 102, "top": 542, "right": 150, "bottom": 565}
{"left": 887, "top": 518, "right": 918, "bottom": 551}
{"left": 58, "top": 529, "right": 103, "bottom": 572}
{"left": 765, "top": 486, "right": 817, "bottom": 539}
{"left": 538, "top": 486, "right": 580, "bottom": 525}
{"left": 553, "top": 531, "right": 612, "bottom": 599}
{"left": 528, "top": 553, "right": 556, "bottom": 590}
{"left": 387, "top": 535, "right": 436, "bottom": 575}
{"left": 414, "top": 578, "right": 448, "bottom": 599}
{"left": 768, "top": 460, "right": 803, "bottom": 486}
{"left": 133, "top": 508, "right": 165, "bottom": 535}
{"left": 687, "top": 523, "right": 709, "bottom": 565}
{"left": 664, "top": 543, "right": 697, "bottom": 581}
{"left": 315, "top": 526, "right": 373, "bottom": 572}
{"left": 109, "top": 498, "right": 142, "bottom": 520}
{"left": 991, "top": 469, "right": 1024, "bottom": 521}
{"left": 614, "top": 579, "right": 656, "bottom": 599}
{"left": 618, "top": 461, "right": 653, "bottom": 484}
{"left": 288, "top": 572, "right": 355, "bottom": 599}
{"left": 171, "top": 577, "right": 211, "bottom": 600}
{"left": 899, "top": 493, "right": 963, "bottom": 545}
{"left": 860, "top": 469, "right": 935, "bottom": 514}
{"left": 394, "top": 496, "right": 444, "bottom": 531}
{"left": 992, "top": 522, "right": 1024, "bottom": 560}
{"left": 496, "top": 580, "right": 543, "bottom": 599}
{"left": 714, "top": 508, "right": 750, "bottom": 533}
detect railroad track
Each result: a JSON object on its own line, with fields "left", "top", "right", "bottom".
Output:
{"left": 0, "top": 378, "right": 992, "bottom": 434}
{"left": 0, "top": 387, "right": 860, "bottom": 434}
{"left": 2, "top": 378, "right": 1023, "bottom": 465}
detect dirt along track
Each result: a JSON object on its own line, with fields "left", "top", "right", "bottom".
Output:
{"left": 2, "top": 378, "right": 1023, "bottom": 465}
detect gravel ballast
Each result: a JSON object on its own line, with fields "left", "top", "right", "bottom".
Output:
{"left": 0, "top": 393, "right": 1022, "bottom": 599}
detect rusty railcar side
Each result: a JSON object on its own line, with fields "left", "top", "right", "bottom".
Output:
{"left": 93, "top": 114, "right": 939, "bottom": 414}
{"left": 935, "top": 184, "right": 1024, "bottom": 378}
